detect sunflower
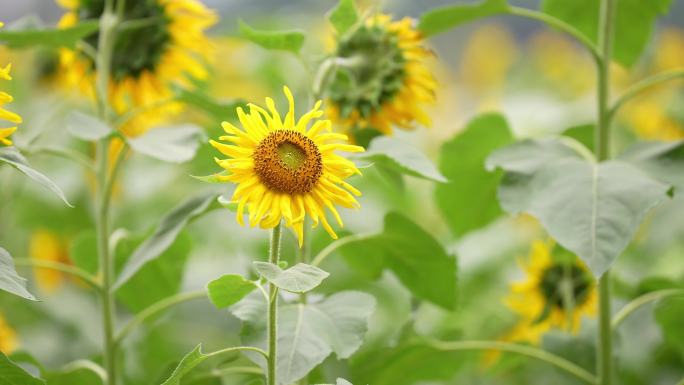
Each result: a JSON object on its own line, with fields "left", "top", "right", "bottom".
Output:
{"left": 29, "top": 230, "right": 72, "bottom": 294}
{"left": 57, "top": 0, "right": 217, "bottom": 136}
{"left": 0, "top": 24, "right": 22, "bottom": 146}
{"left": 324, "top": 13, "right": 436, "bottom": 142}
{"left": 0, "top": 313, "right": 17, "bottom": 354}
{"left": 210, "top": 86, "right": 363, "bottom": 246}
{"left": 505, "top": 240, "right": 597, "bottom": 340}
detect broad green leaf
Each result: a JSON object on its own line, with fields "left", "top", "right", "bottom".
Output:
{"left": 619, "top": 140, "right": 684, "bottom": 193}
{"left": 435, "top": 113, "right": 513, "bottom": 236}
{"left": 654, "top": 297, "right": 684, "bottom": 361}
{"left": 562, "top": 124, "right": 595, "bottom": 151}
{"left": 238, "top": 20, "right": 305, "bottom": 54}
{"left": 69, "top": 231, "right": 98, "bottom": 275}
{"left": 541, "top": 0, "right": 674, "bottom": 67}
{"left": 44, "top": 360, "right": 105, "bottom": 385}
{"left": 206, "top": 274, "right": 256, "bottom": 309}
{"left": 253, "top": 262, "right": 329, "bottom": 294}
{"left": 113, "top": 192, "right": 216, "bottom": 289}
{"left": 327, "top": 0, "right": 359, "bottom": 35}
{"left": 487, "top": 139, "right": 672, "bottom": 276}
{"left": 358, "top": 137, "right": 447, "bottom": 183}
{"left": 0, "top": 247, "right": 37, "bottom": 301}
{"left": 236, "top": 291, "right": 375, "bottom": 385}
{"left": 0, "top": 147, "right": 72, "bottom": 206}
{"left": 0, "top": 352, "right": 45, "bottom": 385}
{"left": 160, "top": 345, "right": 207, "bottom": 385}
{"left": 418, "top": 0, "right": 509, "bottom": 37}
{"left": 175, "top": 88, "right": 245, "bottom": 122}
{"left": 0, "top": 21, "right": 98, "bottom": 49}
{"left": 128, "top": 125, "right": 203, "bottom": 163}
{"left": 66, "top": 111, "right": 112, "bottom": 141}
{"left": 115, "top": 231, "right": 191, "bottom": 313}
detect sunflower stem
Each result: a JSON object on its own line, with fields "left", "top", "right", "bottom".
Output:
{"left": 267, "top": 223, "right": 283, "bottom": 385}
{"left": 595, "top": 0, "right": 617, "bottom": 384}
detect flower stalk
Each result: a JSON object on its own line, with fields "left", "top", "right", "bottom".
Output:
{"left": 267, "top": 223, "right": 283, "bottom": 385}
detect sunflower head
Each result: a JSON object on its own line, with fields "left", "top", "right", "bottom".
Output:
{"left": 0, "top": 313, "right": 17, "bottom": 354}
{"left": 324, "top": 14, "right": 436, "bottom": 143}
{"left": 57, "top": 0, "right": 217, "bottom": 136}
{"left": 506, "top": 240, "right": 597, "bottom": 336}
{"left": 29, "top": 230, "right": 72, "bottom": 294}
{"left": 210, "top": 86, "right": 364, "bottom": 246}
{"left": 0, "top": 63, "right": 21, "bottom": 146}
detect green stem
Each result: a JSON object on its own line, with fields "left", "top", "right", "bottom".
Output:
{"left": 311, "top": 233, "right": 372, "bottom": 267}
{"left": 612, "top": 289, "right": 684, "bottom": 329}
{"left": 430, "top": 340, "right": 597, "bottom": 384}
{"left": 595, "top": 0, "right": 616, "bottom": 383}
{"left": 506, "top": 6, "right": 601, "bottom": 64}
{"left": 608, "top": 68, "right": 684, "bottom": 123}
{"left": 206, "top": 346, "right": 269, "bottom": 361}
{"left": 114, "top": 290, "right": 206, "bottom": 346}
{"left": 13, "top": 258, "right": 101, "bottom": 291}
{"left": 24, "top": 146, "right": 96, "bottom": 171}
{"left": 267, "top": 223, "right": 283, "bottom": 385}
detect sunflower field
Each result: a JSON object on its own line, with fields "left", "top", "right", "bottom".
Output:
{"left": 1, "top": 0, "right": 684, "bottom": 384}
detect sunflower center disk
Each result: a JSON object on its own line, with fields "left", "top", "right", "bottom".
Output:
{"left": 539, "top": 264, "right": 592, "bottom": 310}
{"left": 253, "top": 131, "right": 323, "bottom": 195}
{"left": 78, "top": 0, "right": 171, "bottom": 80}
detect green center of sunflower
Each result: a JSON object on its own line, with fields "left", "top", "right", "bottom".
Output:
{"left": 253, "top": 130, "right": 323, "bottom": 195}
{"left": 327, "top": 23, "right": 406, "bottom": 119}
{"left": 535, "top": 263, "right": 593, "bottom": 322}
{"left": 77, "top": 0, "right": 171, "bottom": 81}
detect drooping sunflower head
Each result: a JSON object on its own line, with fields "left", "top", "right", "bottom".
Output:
{"left": 57, "top": 0, "right": 217, "bottom": 136}
{"left": 506, "top": 240, "right": 597, "bottom": 336}
{"left": 0, "top": 63, "right": 21, "bottom": 146}
{"left": 324, "top": 14, "right": 436, "bottom": 143}
{"left": 210, "top": 86, "right": 364, "bottom": 245}
{"left": 29, "top": 229, "right": 72, "bottom": 294}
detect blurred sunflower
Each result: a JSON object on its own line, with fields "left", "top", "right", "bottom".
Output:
{"left": 210, "top": 86, "right": 363, "bottom": 245}
{"left": 505, "top": 240, "right": 597, "bottom": 340}
{"left": 0, "top": 313, "right": 17, "bottom": 354}
{"left": 324, "top": 14, "right": 436, "bottom": 142}
{"left": 57, "top": 0, "right": 217, "bottom": 137}
{"left": 29, "top": 229, "right": 72, "bottom": 294}
{"left": 0, "top": 22, "right": 22, "bottom": 146}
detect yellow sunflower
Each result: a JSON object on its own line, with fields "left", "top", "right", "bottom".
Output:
{"left": 325, "top": 14, "right": 436, "bottom": 141}
{"left": 57, "top": 0, "right": 217, "bottom": 137}
{"left": 0, "top": 313, "right": 17, "bottom": 354}
{"left": 29, "top": 230, "right": 72, "bottom": 294}
{"left": 505, "top": 240, "right": 597, "bottom": 341}
{"left": 210, "top": 86, "right": 364, "bottom": 246}
{"left": 0, "top": 23, "right": 22, "bottom": 146}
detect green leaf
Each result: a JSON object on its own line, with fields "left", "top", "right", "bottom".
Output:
{"left": 0, "top": 247, "right": 37, "bottom": 301}
{"left": 487, "top": 138, "right": 672, "bottom": 276}
{"left": 160, "top": 345, "right": 207, "bottom": 385}
{"left": 175, "top": 88, "right": 245, "bottom": 122}
{"left": 619, "top": 140, "right": 684, "bottom": 193}
{"left": 336, "top": 380, "right": 352, "bottom": 385}
{"left": 190, "top": 171, "right": 228, "bottom": 184}
{"left": 418, "top": 0, "right": 509, "bottom": 37}
{"left": 654, "top": 296, "right": 684, "bottom": 361}
{"left": 69, "top": 231, "right": 98, "bottom": 275}
{"left": 235, "top": 291, "right": 375, "bottom": 384}
{"left": 128, "top": 125, "right": 203, "bottom": 163}
{"left": 206, "top": 274, "right": 256, "bottom": 309}
{"left": 115, "top": 231, "right": 191, "bottom": 313}
{"left": 562, "top": 124, "right": 595, "bottom": 151}
{"left": 340, "top": 213, "right": 457, "bottom": 309}
{"left": 216, "top": 195, "right": 238, "bottom": 211}
{"left": 66, "top": 111, "right": 112, "bottom": 141}
{"left": 358, "top": 137, "right": 447, "bottom": 183}
{"left": 238, "top": 20, "right": 305, "bottom": 54}
{"left": 0, "top": 352, "right": 45, "bottom": 385}
{"left": 435, "top": 113, "right": 513, "bottom": 236}
{"left": 541, "top": 0, "right": 674, "bottom": 67}
{"left": 0, "top": 21, "right": 98, "bottom": 49}
{"left": 113, "top": 192, "right": 216, "bottom": 290}
{"left": 0, "top": 147, "right": 72, "bottom": 206}
{"left": 44, "top": 360, "right": 105, "bottom": 385}
{"left": 253, "top": 262, "right": 329, "bottom": 294}
{"left": 327, "top": 0, "right": 359, "bottom": 35}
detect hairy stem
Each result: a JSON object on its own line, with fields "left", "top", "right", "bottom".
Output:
{"left": 608, "top": 69, "right": 684, "bottom": 123}
{"left": 267, "top": 223, "right": 283, "bottom": 385}
{"left": 612, "top": 289, "right": 684, "bottom": 329}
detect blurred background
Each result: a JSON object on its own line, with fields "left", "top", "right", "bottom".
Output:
{"left": 1, "top": 1, "right": 683, "bottom": 384}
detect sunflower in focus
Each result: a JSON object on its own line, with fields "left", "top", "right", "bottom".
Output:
{"left": 505, "top": 240, "right": 597, "bottom": 342}
{"left": 210, "top": 86, "right": 363, "bottom": 246}
{"left": 0, "top": 313, "right": 17, "bottom": 354}
{"left": 57, "top": 0, "right": 217, "bottom": 137}
{"left": 0, "top": 23, "right": 22, "bottom": 146}
{"left": 29, "top": 229, "right": 72, "bottom": 294}
{"left": 324, "top": 14, "right": 436, "bottom": 143}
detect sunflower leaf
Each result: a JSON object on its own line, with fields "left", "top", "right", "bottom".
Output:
{"left": 66, "top": 111, "right": 113, "bottom": 141}
{"left": 327, "top": 0, "right": 359, "bottom": 35}
{"left": 358, "top": 136, "right": 447, "bottom": 183}
{"left": 206, "top": 274, "right": 256, "bottom": 309}
{"left": 253, "top": 262, "right": 329, "bottom": 294}
{"left": 128, "top": 125, "right": 203, "bottom": 163}
{"left": 0, "top": 247, "right": 37, "bottom": 301}
{"left": 0, "top": 147, "right": 72, "bottom": 206}
{"left": 159, "top": 345, "right": 211, "bottom": 385}
{"left": 0, "top": 352, "right": 45, "bottom": 385}
{"left": 619, "top": 140, "right": 684, "bottom": 194}
{"left": 418, "top": 0, "right": 509, "bottom": 37}
{"left": 238, "top": 20, "right": 305, "bottom": 54}
{"left": 0, "top": 20, "right": 98, "bottom": 49}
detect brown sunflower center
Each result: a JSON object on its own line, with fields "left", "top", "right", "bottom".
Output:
{"left": 534, "top": 263, "right": 593, "bottom": 323}
{"left": 253, "top": 130, "right": 323, "bottom": 194}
